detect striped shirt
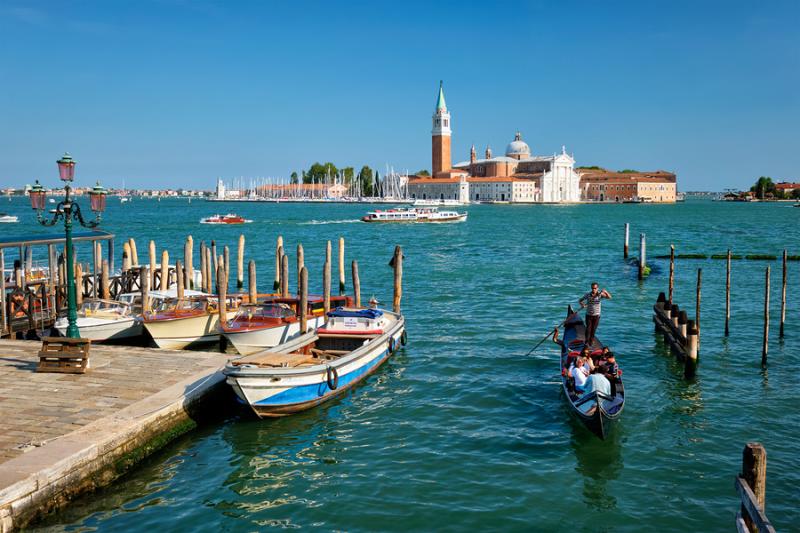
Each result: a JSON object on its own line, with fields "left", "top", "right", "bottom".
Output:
{"left": 581, "top": 292, "right": 603, "bottom": 316}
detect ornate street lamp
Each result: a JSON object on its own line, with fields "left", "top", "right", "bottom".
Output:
{"left": 29, "top": 153, "right": 107, "bottom": 338}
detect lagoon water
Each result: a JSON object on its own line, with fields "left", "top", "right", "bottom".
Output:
{"left": 5, "top": 197, "right": 798, "bottom": 531}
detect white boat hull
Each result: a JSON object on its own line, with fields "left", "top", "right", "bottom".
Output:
{"left": 54, "top": 317, "right": 142, "bottom": 341}
{"left": 223, "top": 315, "right": 326, "bottom": 355}
{"left": 225, "top": 312, "right": 405, "bottom": 417}
{"left": 144, "top": 313, "right": 220, "bottom": 350}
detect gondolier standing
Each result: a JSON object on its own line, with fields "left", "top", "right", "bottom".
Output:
{"left": 579, "top": 283, "right": 611, "bottom": 347}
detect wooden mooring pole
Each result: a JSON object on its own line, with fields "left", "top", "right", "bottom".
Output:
{"left": 237, "top": 234, "right": 245, "bottom": 290}
{"left": 75, "top": 263, "right": 83, "bottom": 307}
{"left": 338, "top": 237, "right": 346, "bottom": 295}
{"left": 184, "top": 238, "right": 192, "bottom": 290}
{"left": 323, "top": 260, "right": 331, "bottom": 314}
{"left": 300, "top": 266, "right": 308, "bottom": 333}
{"left": 624, "top": 223, "right": 629, "bottom": 259}
{"left": 393, "top": 245, "right": 403, "bottom": 313}
{"left": 296, "top": 244, "right": 304, "bottom": 296}
{"left": 763, "top": 266, "right": 770, "bottom": 367}
{"left": 696, "top": 268, "right": 702, "bottom": 353}
{"left": 211, "top": 240, "right": 218, "bottom": 275}
{"left": 149, "top": 240, "right": 157, "bottom": 287}
{"left": 217, "top": 265, "right": 227, "bottom": 324}
{"left": 638, "top": 233, "right": 646, "bottom": 280}
{"left": 129, "top": 238, "right": 139, "bottom": 266}
{"left": 281, "top": 254, "right": 289, "bottom": 298}
{"left": 352, "top": 260, "right": 361, "bottom": 308}
{"left": 780, "top": 249, "right": 787, "bottom": 338}
{"left": 176, "top": 260, "right": 184, "bottom": 299}
{"left": 160, "top": 250, "right": 169, "bottom": 290}
{"left": 101, "top": 260, "right": 110, "bottom": 300}
{"left": 725, "top": 249, "right": 731, "bottom": 337}
{"left": 668, "top": 244, "right": 675, "bottom": 304}
{"left": 274, "top": 236, "right": 283, "bottom": 291}
{"left": 200, "top": 242, "right": 207, "bottom": 292}
{"left": 140, "top": 265, "right": 150, "bottom": 313}
{"left": 248, "top": 260, "right": 257, "bottom": 303}
{"left": 738, "top": 443, "right": 770, "bottom": 533}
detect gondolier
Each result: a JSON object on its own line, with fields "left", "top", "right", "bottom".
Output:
{"left": 579, "top": 283, "right": 611, "bottom": 347}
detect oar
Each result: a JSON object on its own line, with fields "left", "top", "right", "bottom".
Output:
{"left": 525, "top": 308, "right": 584, "bottom": 356}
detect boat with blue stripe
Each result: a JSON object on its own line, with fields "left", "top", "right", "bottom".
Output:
{"left": 223, "top": 307, "right": 406, "bottom": 417}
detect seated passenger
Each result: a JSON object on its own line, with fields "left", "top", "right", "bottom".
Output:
{"left": 570, "top": 356, "right": 591, "bottom": 392}
{"left": 580, "top": 346, "right": 595, "bottom": 372}
{"left": 599, "top": 352, "right": 619, "bottom": 395}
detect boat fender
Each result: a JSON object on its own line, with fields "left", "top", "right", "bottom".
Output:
{"left": 389, "top": 337, "right": 396, "bottom": 353}
{"left": 326, "top": 365, "right": 339, "bottom": 390}
{"left": 400, "top": 330, "right": 407, "bottom": 346}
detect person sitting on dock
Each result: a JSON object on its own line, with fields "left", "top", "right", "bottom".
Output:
{"left": 579, "top": 283, "right": 612, "bottom": 347}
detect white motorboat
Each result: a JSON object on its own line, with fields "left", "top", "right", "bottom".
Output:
{"left": 54, "top": 299, "right": 142, "bottom": 341}
{"left": 224, "top": 307, "right": 405, "bottom": 417}
{"left": 221, "top": 294, "right": 352, "bottom": 355}
{"left": 142, "top": 292, "right": 243, "bottom": 350}
{"left": 361, "top": 207, "right": 467, "bottom": 223}
{"left": 0, "top": 213, "right": 19, "bottom": 223}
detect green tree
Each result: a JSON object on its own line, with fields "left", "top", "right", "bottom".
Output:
{"left": 416, "top": 169, "right": 431, "bottom": 177}
{"left": 290, "top": 171, "right": 298, "bottom": 185}
{"left": 618, "top": 169, "right": 638, "bottom": 173}
{"left": 342, "top": 167, "right": 355, "bottom": 184}
{"left": 304, "top": 162, "right": 338, "bottom": 184}
{"left": 791, "top": 188, "right": 800, "bottom": 200}
{"left": 359, "top": 165, "right": 374, "bottom": 196}
{"left": 750, "top": 176, "right": 775, "bottom": 199}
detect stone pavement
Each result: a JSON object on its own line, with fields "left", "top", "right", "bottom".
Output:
{"left": 0, "top": 340, "right": 228, "bottom": 465}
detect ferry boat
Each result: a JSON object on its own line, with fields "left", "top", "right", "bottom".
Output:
{"left": 224, "top": 306, "right": 405, "bottom": 417}
{"left": 200, "top": 213, "right": 253, "bottom": 224}
{"left": 361, "top": 207, "right": 467, "bottom": 223}
{"left": 0, "top": 213, "right": 19, "bottom": 223}
{"left": 412, "top": 198, "right": 466, "bottom": 207}
{"left": 221, "top": 294, "right": 353, "bottom": 355}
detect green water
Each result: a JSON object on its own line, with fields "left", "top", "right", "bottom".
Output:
{"left": 6, "top": 197, "right": 797, "bottom": 531}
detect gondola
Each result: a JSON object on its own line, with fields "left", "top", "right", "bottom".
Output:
{"left": 559, "top": 305, "right": 625, "bottom": 439}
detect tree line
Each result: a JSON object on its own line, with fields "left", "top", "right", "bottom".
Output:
{"left": 289, "top": 163, "right": 380, "bottom": 196}
{"left": 750, "top": 176, "right": 800, "bottom": 200}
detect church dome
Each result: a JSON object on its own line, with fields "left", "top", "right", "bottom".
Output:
{"left": 505, "top": 132, "right": 530, "bottom": 157}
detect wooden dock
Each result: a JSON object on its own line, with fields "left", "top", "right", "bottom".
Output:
{"left": 0, "top": 340, "right": 230, "bottom": 531}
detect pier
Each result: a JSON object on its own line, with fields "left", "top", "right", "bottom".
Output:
{"left": 0, "top": 340, "right": 228, "bottom": 531}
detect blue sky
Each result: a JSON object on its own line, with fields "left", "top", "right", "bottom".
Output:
{"left": 1, "top": 0, "right": 798, "bottom": 190}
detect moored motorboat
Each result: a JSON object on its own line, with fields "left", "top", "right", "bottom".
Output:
{"left": 142, "top": 293, "right": 244, "bottom": 349}
{"left": 221, "top": 294, "right": 353, "bottom": 355}
{"left": 224, "top": 306, "right": 405, "bottom": 417}
{"left": 0, "top": 213, "right": 19, "bottom": 223}
{"left": 559, "top": 306, "right": 625, "bottom": 439}
{"left": 53, "top": 299, "right": 142, "bottom": 341}
{"left": 200, "top": 213, "right": 252, "bottom": 224}
{"left": 361, "top": 207, "right": 467, "bottom": 223}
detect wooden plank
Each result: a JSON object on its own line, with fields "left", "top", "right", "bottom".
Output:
{"left": 735, "top": 476, "right": 776, "bottom": 533}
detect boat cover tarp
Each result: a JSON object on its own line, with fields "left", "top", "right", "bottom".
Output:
{"left": 327, "top": 308, "right": 383, "bottom": 319}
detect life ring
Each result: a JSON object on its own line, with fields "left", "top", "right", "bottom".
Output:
{"left": 326, "top": 365, "right": 339, "bottom": 390}
{"left": 400, "top": 330, "right": 407, "bottom": 346}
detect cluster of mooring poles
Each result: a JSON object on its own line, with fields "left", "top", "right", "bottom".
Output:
{"left": 652, "top": 245, "right": 701, "bottom": 377}
{"left": 126, "top": 235, "right": 404, "bottom": 320}
{"left": 623, "top": 223, "right": 648, "bottom": 279}
{"left": 651, "top": 245, "right": 790, "bottom": 373}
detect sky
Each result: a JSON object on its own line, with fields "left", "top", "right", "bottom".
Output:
{"left": 0, "top": 0, "right": 798, "bottom": 191}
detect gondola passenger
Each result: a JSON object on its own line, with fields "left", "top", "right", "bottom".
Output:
{"left": 570, "top": 356, "right": 591, "bottom": 392}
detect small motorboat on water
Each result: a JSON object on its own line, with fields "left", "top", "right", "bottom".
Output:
{"left": 200, "top": 213, "right": 253, "bottom": 224}
{"left": 221, "top": 294, "right": 353, "bottom": 355}
{"left": 142, "top": 291, "right": 244, "bottom": 350}
{"left": 0, "top": 213, "right": 19, "bottom": 223}
{"left": 559, "top": 306, "right": 625, "bottom": 439}
{"left": 224, "top": 306, "right": 406, "bottom": 417}
{"left": 53, "top": 299, "right": 142, "bottom": 341}
{"left": 361, "top": 207, "right": 467, "bottom": 223}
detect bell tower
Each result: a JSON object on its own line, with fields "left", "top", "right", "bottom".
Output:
{"left": 431, "top": 81, "right": 451, "bottom": 177}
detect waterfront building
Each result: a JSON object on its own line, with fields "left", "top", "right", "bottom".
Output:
{"left": 775, "top": 181, "right": 800, "bottom": 196}
{"left": 408, "top": 83, "right": 582, "bottom": 203}
{"left": 578, "top": 169, "right": 677, "bottom": 203}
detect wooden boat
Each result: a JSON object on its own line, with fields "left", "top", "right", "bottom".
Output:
{"left": 221, "top": 294, "right": 353, "bottom": 355}
{"left": 200, "top": 213, "right": 252, "bottom": 224}
{"left": 361, "top": 207, "right": 467, "bottom": 223}
{"left": 53, "top": 299, "right": 142, "bottom": 341}
{"left": 142, "top": 293, "right": 244, "bottom": 350}
{"left": 224, "top": 307, "right": 405, "bottom": 417}
{"left": 559, "top": 306, "right": 625, "bottom": 439}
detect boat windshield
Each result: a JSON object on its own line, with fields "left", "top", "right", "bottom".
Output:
{"left": 152, "top": 298, "right": 207, "bottom": 313}
{"left": 236, "top": 303, "right": 295, "bottom": 320}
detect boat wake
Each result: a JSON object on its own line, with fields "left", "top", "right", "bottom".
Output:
{"left": 300, "top": 219, "right": 361, "bottom": 225}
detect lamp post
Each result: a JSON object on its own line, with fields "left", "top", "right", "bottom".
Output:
{"left": 29, "top": 153, "right": 107, "bottom": 338}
